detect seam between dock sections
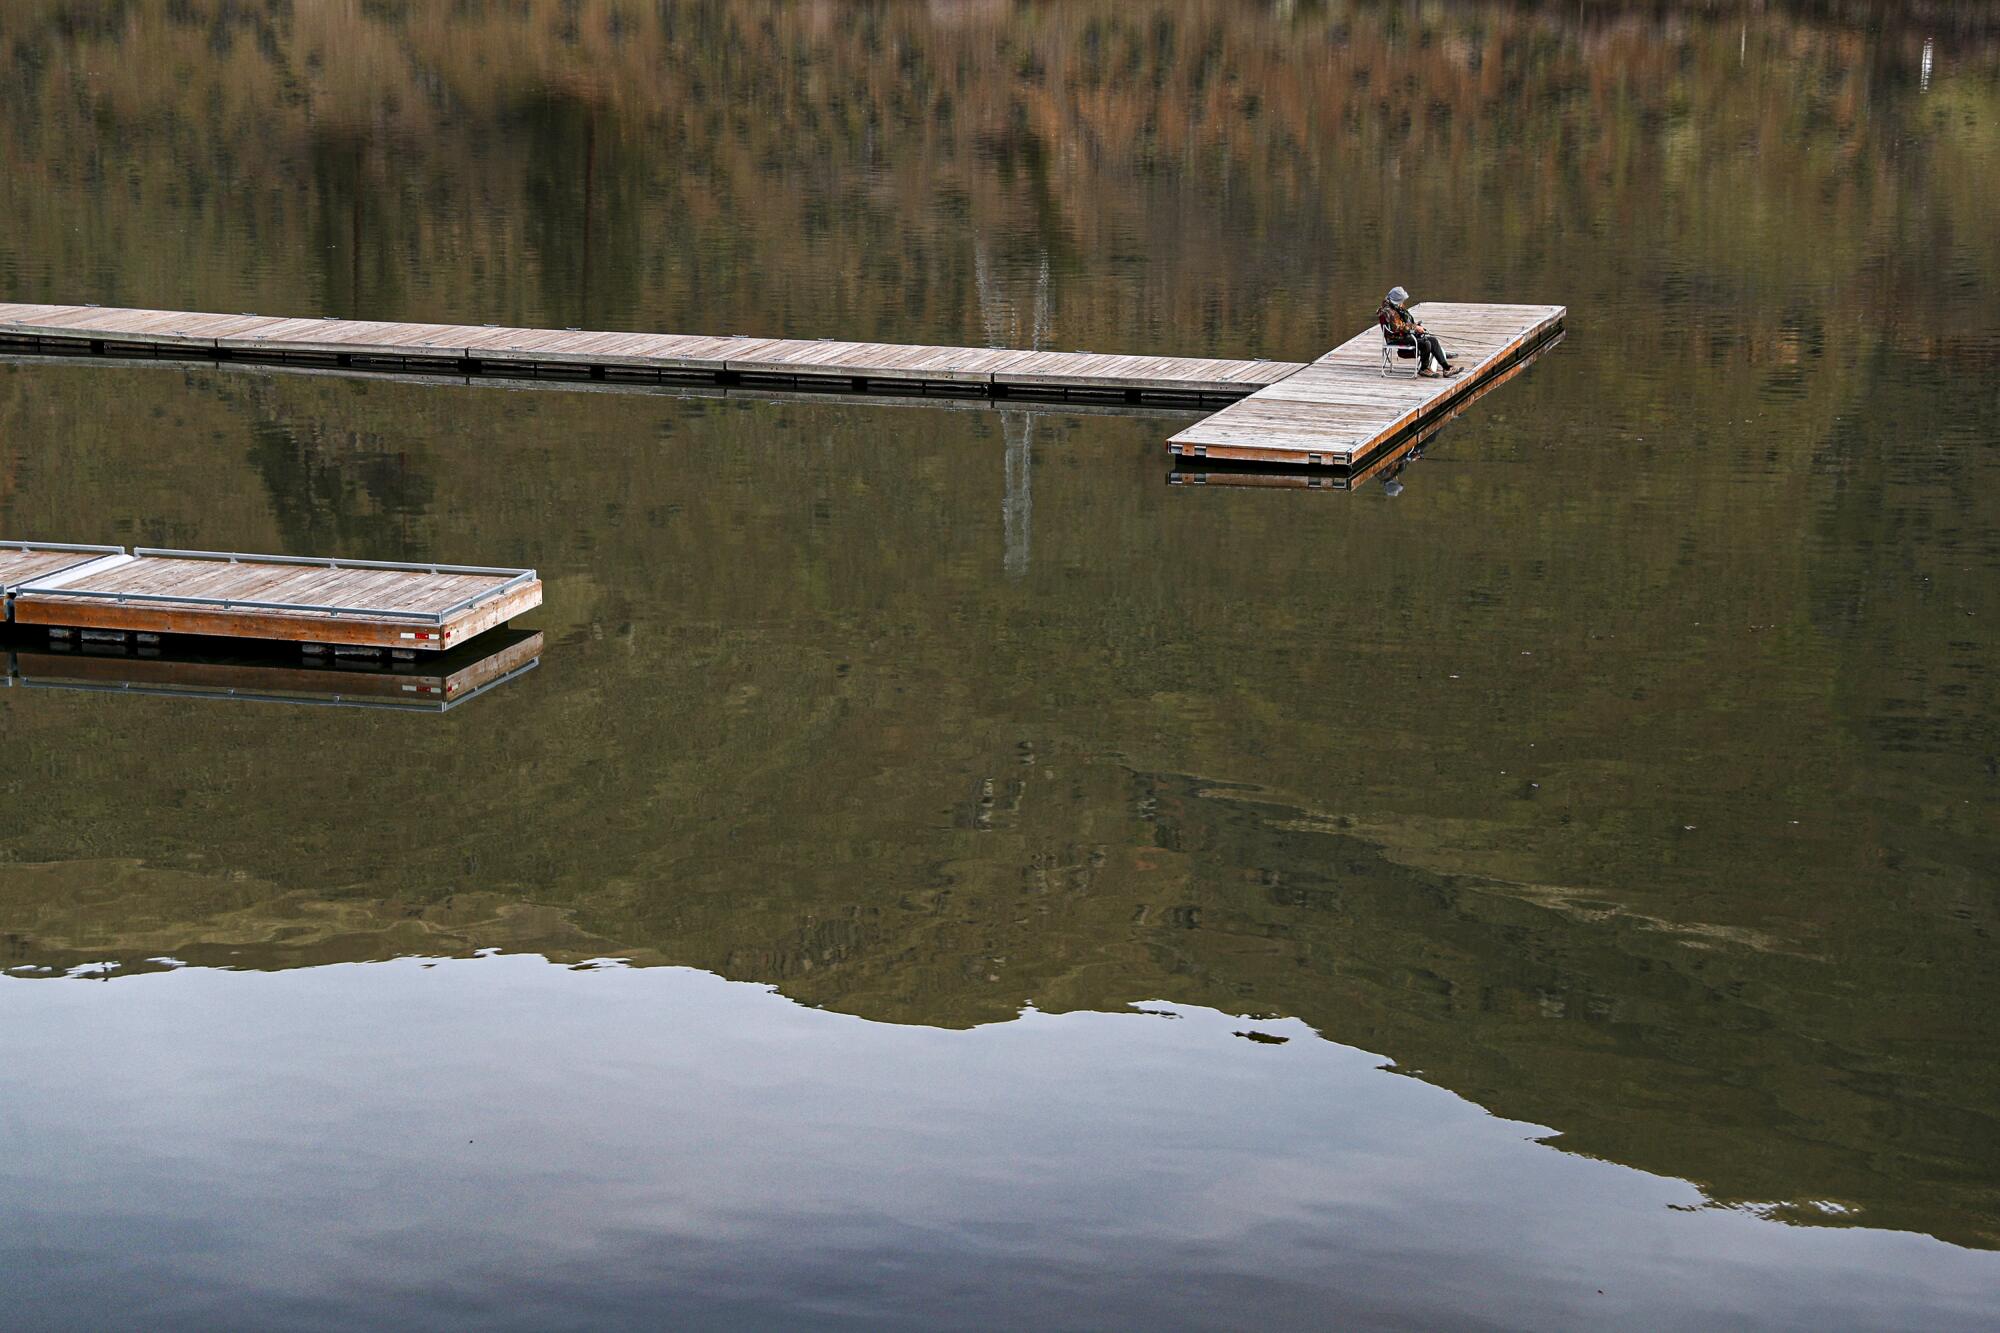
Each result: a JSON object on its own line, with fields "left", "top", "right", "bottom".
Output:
{"left": 2, "top": 543, "right": 131, "bottom": 622}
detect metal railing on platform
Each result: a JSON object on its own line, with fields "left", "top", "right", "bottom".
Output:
{"left": 2, "top": 540, "right": 125, "bottom": 554}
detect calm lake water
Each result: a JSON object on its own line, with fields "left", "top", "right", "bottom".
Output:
{"left": 2, "top": 2, "right": 1997, "bottom": 1327}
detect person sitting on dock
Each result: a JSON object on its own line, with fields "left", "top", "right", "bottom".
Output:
{"left": 1378, "top": 287, "right": 1459, "bottom": 378}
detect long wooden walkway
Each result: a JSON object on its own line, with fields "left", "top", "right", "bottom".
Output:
{"left": 3, "top": 546, "right": 540, "bottom": 652}
{"left": 1168, "top": 303, "right": 1565, "bottom": 467}
{"left": 0, "top": 303, "right": 1298, "bottom": 403}
{"left": 0, "top": 299, "right": 1563, "bottom": 468}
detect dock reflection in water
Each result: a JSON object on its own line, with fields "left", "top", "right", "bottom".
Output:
{"left": 1, "top": 628, "right": 542, "bottom": 713}
{"left": 0, "top": 349, "right": 1214, "bottom": 422}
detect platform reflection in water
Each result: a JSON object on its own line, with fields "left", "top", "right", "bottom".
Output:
{"left": 1, "top": 628, "right": 542, "bottom": 713}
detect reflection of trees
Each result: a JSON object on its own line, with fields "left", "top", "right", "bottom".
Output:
{"left": 243, "top": 411, "right": 436, "bottom": 560}
{"left": 977, "top": 243, "right": 1051, "bottom": 579}
{"left": 100, "top": 369, "right": 446, "bottom": 558}
{"left": 0, "top": 350, "right": 1996, "bottom": 1248}
{"left": 3, "top": 762, "right": 1994, "bottom": 1250}
{"left": 305, "top": 127, "right": 394, "bottom": 320}
{"left": 2, "top": 0, "right": 1993, "bottom": 355}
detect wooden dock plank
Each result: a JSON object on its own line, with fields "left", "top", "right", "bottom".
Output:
{"left": 0, "top": 303, "right": 80, "bottom": 324}
{"left": 1168, "top": 302, "right": 1564, "bottom": 465}
{"left": 725, "top": 340, "right": 1033, "bottom": 383}
{"left": 217, "top": 318, "right": 462, "bottom": 357}
{"left": 993, "top": 349, "right": 1289, "bottom": 393}
{"left": 467, "top": 328, "right": 600, "bottom": 357}
{"left": 0, "top": 305, "right": 241, "bottom": 348}
{"left": 55, "top": 558, "right": 496, "bottom": 615}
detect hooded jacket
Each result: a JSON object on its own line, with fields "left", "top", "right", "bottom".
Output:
{"left": 1378, "top": 292, "right": 1418, "bottom": 344}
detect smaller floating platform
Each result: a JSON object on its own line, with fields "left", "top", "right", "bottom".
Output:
{"left": 4, "top": 546, "right": 540, "bottom": 653}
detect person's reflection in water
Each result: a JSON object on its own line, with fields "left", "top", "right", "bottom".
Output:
{"left": 1379, "top": 439, "right": 1427, "bottom": 497}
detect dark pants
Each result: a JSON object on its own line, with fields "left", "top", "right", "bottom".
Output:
{"left": 1415, "top": 333, "right": 1449, "bottom": 373}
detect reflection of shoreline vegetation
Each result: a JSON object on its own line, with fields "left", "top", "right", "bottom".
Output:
{"left": 0, "top": 357, "right": 1994, "bottom": 1252}
{"left": 2, "top": 1, "right": 1995, "bottom": 355}
{"left": 2, "top": 769, "right": 1993, "bottom": 1251}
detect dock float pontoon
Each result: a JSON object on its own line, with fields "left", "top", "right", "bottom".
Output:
{"left": 3, "top": 546, "right": 540, "bottom": 653}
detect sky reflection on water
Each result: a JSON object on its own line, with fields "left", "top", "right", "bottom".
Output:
{"left": 4, "top": 955, "right": 1995, "bottom": 1331}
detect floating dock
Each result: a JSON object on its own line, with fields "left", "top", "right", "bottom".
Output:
{"left": 0, "top": 303, "right": 1297, "bottom": 405}
{"left": 1168, "top": 303, "right": 1565, "bottom": 467}
{"left": 0, "top": 299, "right": 1563, "bottom": 469}
{"left": 3, "top": 546, "right": 540, "bottom": 653}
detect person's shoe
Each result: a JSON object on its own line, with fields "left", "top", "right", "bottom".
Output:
{"left": 1443, "top": 364, "right": 1465, "bottom": 377}
{"left": 1417, "top": 368, "right": 1441, "bottom": 378}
